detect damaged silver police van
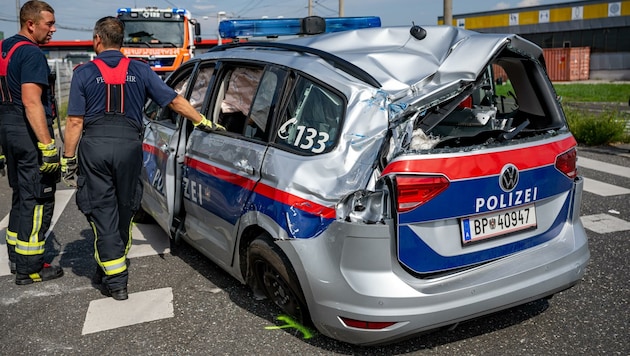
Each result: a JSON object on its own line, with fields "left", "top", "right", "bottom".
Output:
{"left": 139, "top": 16, "right": 590, "bottom": 345}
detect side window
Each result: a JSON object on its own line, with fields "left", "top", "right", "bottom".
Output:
{"left": 144, "top": 63, "right": 216, "bottom": 127}
{"left": 275, "top": 76, "right": 343, "bottom": 155}
{"left": 245, "top": 69, "right": 281, "bottom": 141}
{"left": 189, "top": 64, "right": 215, "bottom": 111}
{"left": 214, "top": 66, "right": 264, "bottom": 135}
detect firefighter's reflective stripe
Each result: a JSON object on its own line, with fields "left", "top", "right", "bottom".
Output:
{"left": 5, "top": 229, "right": 17, "bottom": 246}
{"left": 101, "top": 256, "right": 127, "bottom": 276}
{"left": 14, "top": 205, "right": 45, "bottom": 255}
{"left": 92, "top": 221, "right": 133, "bottom": 276}
{"left": 124, "top": 221, "right": 133, "bottom": 255}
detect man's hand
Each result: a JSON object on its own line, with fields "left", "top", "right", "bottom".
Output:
{"left": 194, "top": 114, "right": 225, "bottom": 132}
{"left": 37, "top": 140, "right": 60, "bottom": 173}
{"left": 0, "top": 154, "right": 5, "bottom": 177}
{"left": 60, "top": 155, "right": 78, "bottom": 188}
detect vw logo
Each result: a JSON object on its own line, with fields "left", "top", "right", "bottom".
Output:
{"left": 499, "top": 164, "right": 519, "bottom": 192}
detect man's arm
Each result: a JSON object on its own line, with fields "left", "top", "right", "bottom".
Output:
{"left": 167, "top": 95, "right": 225, "bottom": 131}
{"left": 167, "top": 94, "right": 203, "bottom": 124}
{"left": 63, "top": 115, "right": 84, "bottom": 157}
{"left": 22, "top": 83, "right": 54, "bottom": 144}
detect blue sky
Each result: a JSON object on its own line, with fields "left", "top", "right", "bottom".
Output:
{"left": 0, "top": 0, "right": 576, "bottom": 40}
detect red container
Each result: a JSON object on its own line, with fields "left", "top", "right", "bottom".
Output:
{"left": 543, "top": 47, "right": 590, "bottom": 82}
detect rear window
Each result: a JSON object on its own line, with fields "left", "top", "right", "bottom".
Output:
{"left": 275, "top": 76, "right": 344, "bottom": 155}
{"left": 402, "top": 49, "right": 566, "bottom": 152}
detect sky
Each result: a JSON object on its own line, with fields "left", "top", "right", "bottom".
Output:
{"left": 0, "top": 0, "right": 578, "bottom": 41}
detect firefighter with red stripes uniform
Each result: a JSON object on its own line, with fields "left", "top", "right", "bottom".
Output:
{"left": 62, "top": 16, "right": 223, "bottom": 300}
{"left": 0, "top": 1, "right": 64, "bottom": 284}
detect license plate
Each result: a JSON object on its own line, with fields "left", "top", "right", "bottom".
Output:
{"left": 461, "top": 204, "right": 537, "bottom": 244}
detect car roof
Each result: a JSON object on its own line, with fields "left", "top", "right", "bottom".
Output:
{"left": 200, "top": 25, "right": 543, "bottom": 100}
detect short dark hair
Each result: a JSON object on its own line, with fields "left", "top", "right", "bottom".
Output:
{"left": 93, "top": 16, "right": 125, "bottom": 48}
{"left": 20, "top": 0, "right": 54, "bottom": 27}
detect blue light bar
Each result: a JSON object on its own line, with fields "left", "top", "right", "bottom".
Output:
{"left": 219, "top": 16, "right": 381, "bottom": 39}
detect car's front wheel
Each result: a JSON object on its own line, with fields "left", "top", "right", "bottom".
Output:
{"left": 247, "top": 235, "right": 309, "bottom": 324}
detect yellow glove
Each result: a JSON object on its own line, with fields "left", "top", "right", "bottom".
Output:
{"left": 194, "top": 114, "right": 225, "bottom": 132}
{"left": 0, "top": 154, "right": 5, "bottom": 177}
{"left": 37, "top": 140, "right": 60, "bottom": 173}
{"left": 60, "top": 155, "right": 78, "bottom": 187}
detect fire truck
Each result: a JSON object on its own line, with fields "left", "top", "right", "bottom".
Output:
{"left": 117, "top": 7, "right": 201, "bottom": 76}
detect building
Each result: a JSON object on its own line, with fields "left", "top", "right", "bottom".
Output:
{"left": 439, "top": 0, "right": 630, "bottom": 81}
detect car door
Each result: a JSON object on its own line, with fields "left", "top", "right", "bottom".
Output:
{"left": 182, "top": 62, "right": 286, "bottom": 268}
{"left": 141, "top": 61, "right": 215, "bottom": 233}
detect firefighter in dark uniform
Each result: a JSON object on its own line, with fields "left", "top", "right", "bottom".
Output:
{"left": 0, "top": 1, "right": 64, "bottom": 284}
{"left": 61, "top": 16, "right": 223, "bottom": 300}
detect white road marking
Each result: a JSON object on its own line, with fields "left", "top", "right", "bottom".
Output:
{"left": 578, "top": 157, "right": 630, "bottom": 196}
{"left": 0, "top": 189, "right": 75, "bottom": 276}
{"left": 82, "top": 287, "right": 174, "bottom": 335}
{"left": 581, "top": 213, "right": 630, "bottom": 234}
{"left": 582, "top": 177, "right": 630, "bottom": 196}
{"left": 578, "top": 157, "right": 630, "bottom": 178}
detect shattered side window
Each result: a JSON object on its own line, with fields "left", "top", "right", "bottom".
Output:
{"left": 275, "top": 76, "right": 343, "bottom": 155}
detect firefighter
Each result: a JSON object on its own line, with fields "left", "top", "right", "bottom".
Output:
{"left": 0, "top": 1, "right": 63, "bottom": 284}
{"left": 61, "top": 16, "right": 223, "bottom": 300}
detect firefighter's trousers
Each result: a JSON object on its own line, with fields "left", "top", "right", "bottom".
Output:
{"left": 76, "top": 115, "right": 143, "bottom": 290}
{"left": 0, "top": 105, "right": 57, "bottom": 275}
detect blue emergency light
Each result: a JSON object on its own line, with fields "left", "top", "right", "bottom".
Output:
{"left": 218, "top": 16, "right": 381, "bottom": 39}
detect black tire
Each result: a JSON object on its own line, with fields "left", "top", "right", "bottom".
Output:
{"left": 247, "top": 236, "right": 309, "bottom": 324}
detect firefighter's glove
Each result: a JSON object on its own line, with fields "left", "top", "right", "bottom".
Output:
{"left": 37, "top": 140, "right": 60, "bottom": 173}
{"left": 61, "top": 155, "right": 78, "bottom": 188}
{"left": 194, "top": 114, "right": 225, "bottom": 132}
{"left": 0, "top": 154, "right": 5, "bottom": 177}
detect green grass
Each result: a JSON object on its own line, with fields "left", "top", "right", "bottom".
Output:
{"left": 495, "top": 82, "right": 630, "bottom": 102}
{"left": 495, "top": 82, "right": 630, "bottom": 145}
{"left": 553, "top": 83, "right": 630, "bottom": 102}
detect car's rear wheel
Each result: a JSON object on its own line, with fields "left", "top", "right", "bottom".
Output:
{"left": 247, "top": 236, "right": 309, "bottom": 324}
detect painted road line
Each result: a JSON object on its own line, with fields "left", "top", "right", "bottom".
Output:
{"left": 0, "top": 189, "right": 75, "bottom": 276}
{"left": 583, "top": 177, "right": 630, "bottom": 196}
{"left": 581, "top": 213, "right": 630, "bottom": 234}
{"left": 82, "top": 287, "right": 174, "bottom": 335}
{"left": 578, "top": 157, "right": 630, "bottom": 178}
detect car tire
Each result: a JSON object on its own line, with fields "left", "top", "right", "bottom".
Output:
{"left": 247, "top": 236, "right": 309, "bottom": 324}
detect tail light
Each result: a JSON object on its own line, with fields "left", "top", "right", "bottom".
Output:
{"left": 555, "top": 148, "right": 578, "bottom": 179}
{"left": 395, "top": 175, "right": 450, "bottom": 213}
{"left": 339, "top": 317, "right": 397, "bottom": 330}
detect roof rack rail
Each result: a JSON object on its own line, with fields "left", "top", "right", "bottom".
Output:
{"left": 208, "top": 41, "right": 382, "bottom": 88}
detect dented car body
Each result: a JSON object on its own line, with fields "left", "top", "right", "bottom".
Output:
{"left": 140, "top": 24, "right": 590, "bottom": 345}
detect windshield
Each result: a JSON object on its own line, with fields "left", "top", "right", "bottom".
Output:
{"left": 122, "top": 21, "right": 185, "bottom": 47}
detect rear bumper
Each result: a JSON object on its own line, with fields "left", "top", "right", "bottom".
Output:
{"left": 280, "top": 179, "right": 589, "bottom": 346}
